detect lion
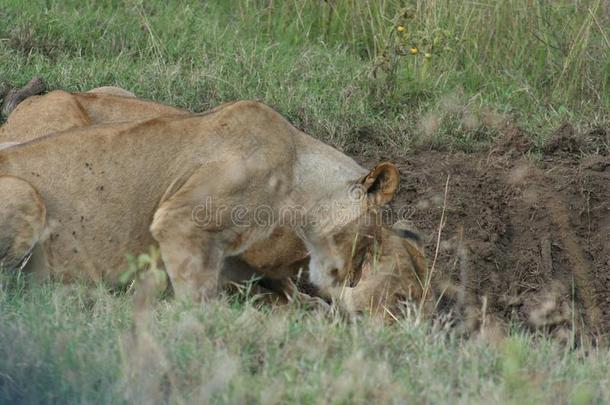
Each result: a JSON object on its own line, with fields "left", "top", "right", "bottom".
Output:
{"left": 0, "top": 89, "right": 186, "bottom": 144}
{"left": 0, "top": 90, "right": 430, "bottom": 317}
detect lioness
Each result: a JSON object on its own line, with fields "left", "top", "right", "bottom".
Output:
{"left": 0, "top": 89, "right": 186, "bottom": 144}
{"left": 0, "top": 91, "right": 429, "bottom": 316}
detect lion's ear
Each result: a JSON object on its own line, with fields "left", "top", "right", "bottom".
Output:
{"left": 360, "top": 162, "right": 399, "bottom": 205}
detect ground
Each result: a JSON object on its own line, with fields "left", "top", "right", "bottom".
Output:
{"left": 377, "top": 123, "right": 609, "bottom": 338}
{"left": 1, "top": 0, "right": 609, "bottom": 403}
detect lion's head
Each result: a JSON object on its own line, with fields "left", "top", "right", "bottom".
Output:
{"left": 303, "top": 162, "right": 400, "bottom": 291}
{"left": 326, "top": 219, "right": 430, "bottom": 320}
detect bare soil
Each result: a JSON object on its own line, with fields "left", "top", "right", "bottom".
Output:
{"left": 360, "top": 123, "right": 609, "bottom": 338}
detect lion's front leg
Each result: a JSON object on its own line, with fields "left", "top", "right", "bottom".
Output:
{"left": 0, "top": 176, "right": 46, "bottom": 271}
{"left": 150, "top": 158, "right": 287, "bottom": 302}
{"left": 150, "top": 203, "right": 225, "bottom": 302}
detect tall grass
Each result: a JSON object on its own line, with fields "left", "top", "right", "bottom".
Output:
{"left": 2, "top": 272, "right": 610, "bottom": 403}
{"left": 231, "top": 0, "right": 609, "bottom": 102}
{"left": 0, "top": 0, "right": 608, "bottom": 150}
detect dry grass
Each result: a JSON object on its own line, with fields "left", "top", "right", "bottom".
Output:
{"left": 2, "top": 272, "right": 610, "bottom": 403}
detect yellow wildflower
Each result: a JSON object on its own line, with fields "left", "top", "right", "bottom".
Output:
{"left": 425, "top": 52, "right": 432, "bottom": 59}
{"left": 409, "top": 47, "right": 418, "bottom": 55}
{"left": 397, "top": 26, "right": 406, "bottom": 33}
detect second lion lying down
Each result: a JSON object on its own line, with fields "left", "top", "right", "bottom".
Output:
{"left": 0, "top": 90, "right": 429, "bottom": 317}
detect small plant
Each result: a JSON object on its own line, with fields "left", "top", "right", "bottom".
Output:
{"left": 119, "top": 246, "right": 168, "bottom": 295}
{"left": 370, "top": 6, "right": 451, "bottom": 104}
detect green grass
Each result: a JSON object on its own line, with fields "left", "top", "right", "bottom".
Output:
{"left": 1, "top": 1, "right": 609, "bottom": 403}
{"left": 1, "top": 0, "right": 608, "bottom": 151}
{"left": 2, "top": 272, "right": 610, "bottom": 404}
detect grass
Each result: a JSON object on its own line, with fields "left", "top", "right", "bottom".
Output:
{"left": 2, "top": 272, "right": 610, "bottom": 404}
{"left": 0, "top": 0, "right": 609, "bottom": 403}
{"left": 0, "top": 0, "right": 608, "bottom": 151}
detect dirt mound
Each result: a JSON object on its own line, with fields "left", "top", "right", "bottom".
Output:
{"left": 369, "top": 125, "right": 609, "bottom": 338}
{"left": 543, "top": 123, "right": 609, "bottom": 156}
